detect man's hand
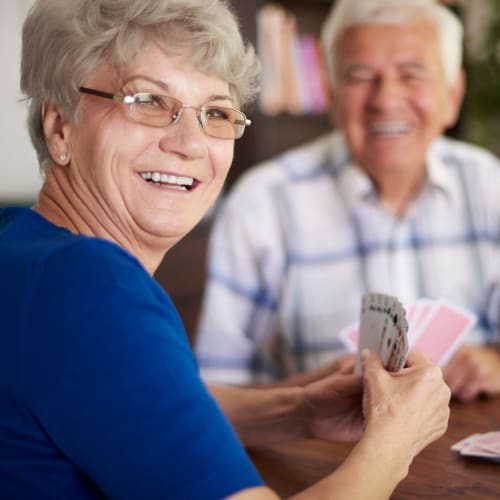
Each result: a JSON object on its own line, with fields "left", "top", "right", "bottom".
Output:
{"left": 443, "top": 344, "right": 500, "bottom": 401}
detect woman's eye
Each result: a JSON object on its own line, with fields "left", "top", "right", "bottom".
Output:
{"left": 205, "top": 107, "right": 231, "bottom": 121}
{"left": 135, "top": 94, "right": 163, "bottom": 108}
{"left": 147, "top": 97, "right": 162, "bottom": 107}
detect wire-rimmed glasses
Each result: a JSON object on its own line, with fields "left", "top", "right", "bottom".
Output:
{"left": 78, "top": 87, "right": 251, "bottom": 140}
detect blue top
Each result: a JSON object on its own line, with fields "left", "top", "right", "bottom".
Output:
{"left": 0, "top": 207, "right": 262, "bottom": 499}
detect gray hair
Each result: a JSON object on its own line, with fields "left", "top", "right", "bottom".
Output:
{"left": 320, "top": 0, "right": 463, "bottom": 89}
{"left": 21, "top": 0, "right": 261, "bottom": 172}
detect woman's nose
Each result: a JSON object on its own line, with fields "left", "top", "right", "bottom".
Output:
{"left": 159, "top": 107, "right": 206, "bottom": 158}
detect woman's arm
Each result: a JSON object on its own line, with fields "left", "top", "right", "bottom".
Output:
{"left": 208, "top": 367, "right": 363, "bottom": 447}
{"left": 215, "top": 349, "right": 450, "bottom": 499}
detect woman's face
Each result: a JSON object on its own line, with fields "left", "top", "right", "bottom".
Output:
{"left": 67, "top": 44, "right": 235, "bottom": 251}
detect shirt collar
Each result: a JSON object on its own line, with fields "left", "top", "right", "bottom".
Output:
{"left": 426, "top": 139, "right": 453, "bottom": 194}
{"left": 329, "top": 133, "right": 375, "bottom": 207}
{"left": 333, "top": 134, "right": 453, "bottom": 208}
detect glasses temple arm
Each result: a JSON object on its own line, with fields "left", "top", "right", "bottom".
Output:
{"left": 79, "top": 87, "right": 125, "bottom": 103}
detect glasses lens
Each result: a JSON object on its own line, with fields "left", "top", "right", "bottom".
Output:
{"left": 201, "top": 106, "right": 247, "bottom": 139}
{"left": 129, "top": 93, "right": 181, "bottom": 128}
{"left": 127, "top": 93, "right": 248, "bottom": 139}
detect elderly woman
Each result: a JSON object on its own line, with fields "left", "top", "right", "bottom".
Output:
{"left": 0, "top": 0, "right": 450, "bottom": 498}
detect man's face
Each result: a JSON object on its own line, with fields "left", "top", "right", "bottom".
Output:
{"left": 331, "top": 22, "right": 462, "bottom": 183}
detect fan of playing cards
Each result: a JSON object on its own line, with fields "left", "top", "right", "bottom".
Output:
{"left": 341, "top": 293, "right": 477, "bottom": 373}
{"left": 451, "top": 431, "right": 500, "bottom": 463}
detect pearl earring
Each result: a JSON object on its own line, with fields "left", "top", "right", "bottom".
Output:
{"left": 59, "top": 153, "right": 67, "bottom": 162}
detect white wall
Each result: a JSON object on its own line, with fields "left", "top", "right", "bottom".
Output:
{"left": 0, "top": 1, "right": 40, "bottom": 204}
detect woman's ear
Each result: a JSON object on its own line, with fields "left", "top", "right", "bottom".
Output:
{"left": 42, "top": 102, "right": 71, "bottom": 166}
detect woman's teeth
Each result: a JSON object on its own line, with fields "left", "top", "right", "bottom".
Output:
{"left": 140, "top": 172, "right": 194, "bottom": 190}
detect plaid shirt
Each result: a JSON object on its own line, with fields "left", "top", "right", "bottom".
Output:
{"left": 195, "top": 132, "right": 500, "bottom": 384}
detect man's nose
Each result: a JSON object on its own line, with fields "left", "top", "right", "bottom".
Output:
{"left": 369, "top": 75, "right": 405, "bottom": 108}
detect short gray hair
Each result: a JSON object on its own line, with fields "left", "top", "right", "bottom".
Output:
{"left": 320, "top": 0, "right": 463, "bottom": 89}
{"left": 21, "top": 0, "right": 261, "bottom": 172}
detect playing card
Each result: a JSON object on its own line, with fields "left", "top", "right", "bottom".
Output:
{"left": 468, "top": 432, "right": 500, "bottom": 455}
{"left": 481, "top": 441, "right": 500, "bottom": 455}
{"left": 341, "top": 296, "right": 476, "bottom": 370}
{"left": 450, "top": 433, "right": 482, "bottom": 452}
{"left": 409, "top": 300, "right": 476, "bottom": 366}
{"left": 451, "top": 432, "right": 500, "bottom": 462}
{"left": 354, "top": 293, "right": 408, "bottom": 373}
{"left": 460, "top": 443, "right": 500, "bottom": 460}
{"left": 406, "top": 298, "right": 434, "bottom": 342}
{"left": 339, "top": 322, "right": 359, "bottom": 351}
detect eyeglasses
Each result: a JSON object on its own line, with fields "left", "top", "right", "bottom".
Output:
{"left": 78, "top": 87, "right": 251, "bottom": 140}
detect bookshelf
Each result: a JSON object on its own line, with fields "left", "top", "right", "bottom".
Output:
{"left": 227, "top": 0, "right": 335, "bottom": 187}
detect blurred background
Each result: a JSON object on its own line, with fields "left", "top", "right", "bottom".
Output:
{"left": 3, "top": 0, "right": 500, "bottom": 342}
{"left": 4, "top": 0, "right": 500, "bottom": 205}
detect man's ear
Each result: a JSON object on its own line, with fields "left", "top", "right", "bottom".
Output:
{"left": 329, "top": 91, "right": 339, "bottom": 129}
{"left": 42, "top": 102, "right": 71, "bottom": 165}
{"left": 444, "top": 68, "right": 466, "bottom": 129}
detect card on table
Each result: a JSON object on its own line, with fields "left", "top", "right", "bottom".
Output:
{"left": 451, "top": 431, "right": 500, "bottom": 463}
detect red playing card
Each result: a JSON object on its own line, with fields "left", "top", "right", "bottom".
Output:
{"left": 472, "top": 432, "right": 500, "bottom": 455}
{"left": 407, "top": 299, "right": 434, "bottom": 344}
{"left": 410, "top": 301, "right": 476, "bottom": 366}
{"left": 339, "top": 323, "right": 359, "bottom": 351}
{"left": 461, "top": 442, "right": 500, "bottom": 458}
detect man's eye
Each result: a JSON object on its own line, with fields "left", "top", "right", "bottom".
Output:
{"left": 351, "top": 73, "right": 375, "bottom": 82}
{"left": 345, "top": 70, "right": 376, "bottom": 84}
{"left": 402, "top": 72, "right": 425, "bottom": 82}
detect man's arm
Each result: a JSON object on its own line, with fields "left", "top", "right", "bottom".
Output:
{"left": 195, "top": 185, "right": 286, "bottom": 384}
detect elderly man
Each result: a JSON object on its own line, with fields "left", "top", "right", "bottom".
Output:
{"left": 195, "top": 0, "right": 500, "bottom": 401}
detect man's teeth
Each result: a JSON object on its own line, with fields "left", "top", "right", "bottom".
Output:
{"left": 140, "top": 172, "right": 194, "bottom": 190}
{"left": 370, "top": 122, "right": 410, "bottom": 135}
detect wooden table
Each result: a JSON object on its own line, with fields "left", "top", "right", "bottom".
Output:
{"left": 248, "top": 397, "right": 500, "bottom": 498}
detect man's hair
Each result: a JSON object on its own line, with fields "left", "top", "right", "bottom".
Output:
{"left": 320, "top": 0, "right": 463, "bottom": 88}
{"left": 21, "top": 0, "right": 261, "bottom": 172}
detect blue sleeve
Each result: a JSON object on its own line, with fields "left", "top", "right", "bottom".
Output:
{"left": 20, "top": 239, "right": 262, "bottom": 499}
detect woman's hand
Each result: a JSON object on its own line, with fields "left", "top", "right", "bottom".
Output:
{"left": 302, "top": 370, "right": 364, "bottom": 442}
{"left": 361, "top": 349, "right": 451, "bottom": 470}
